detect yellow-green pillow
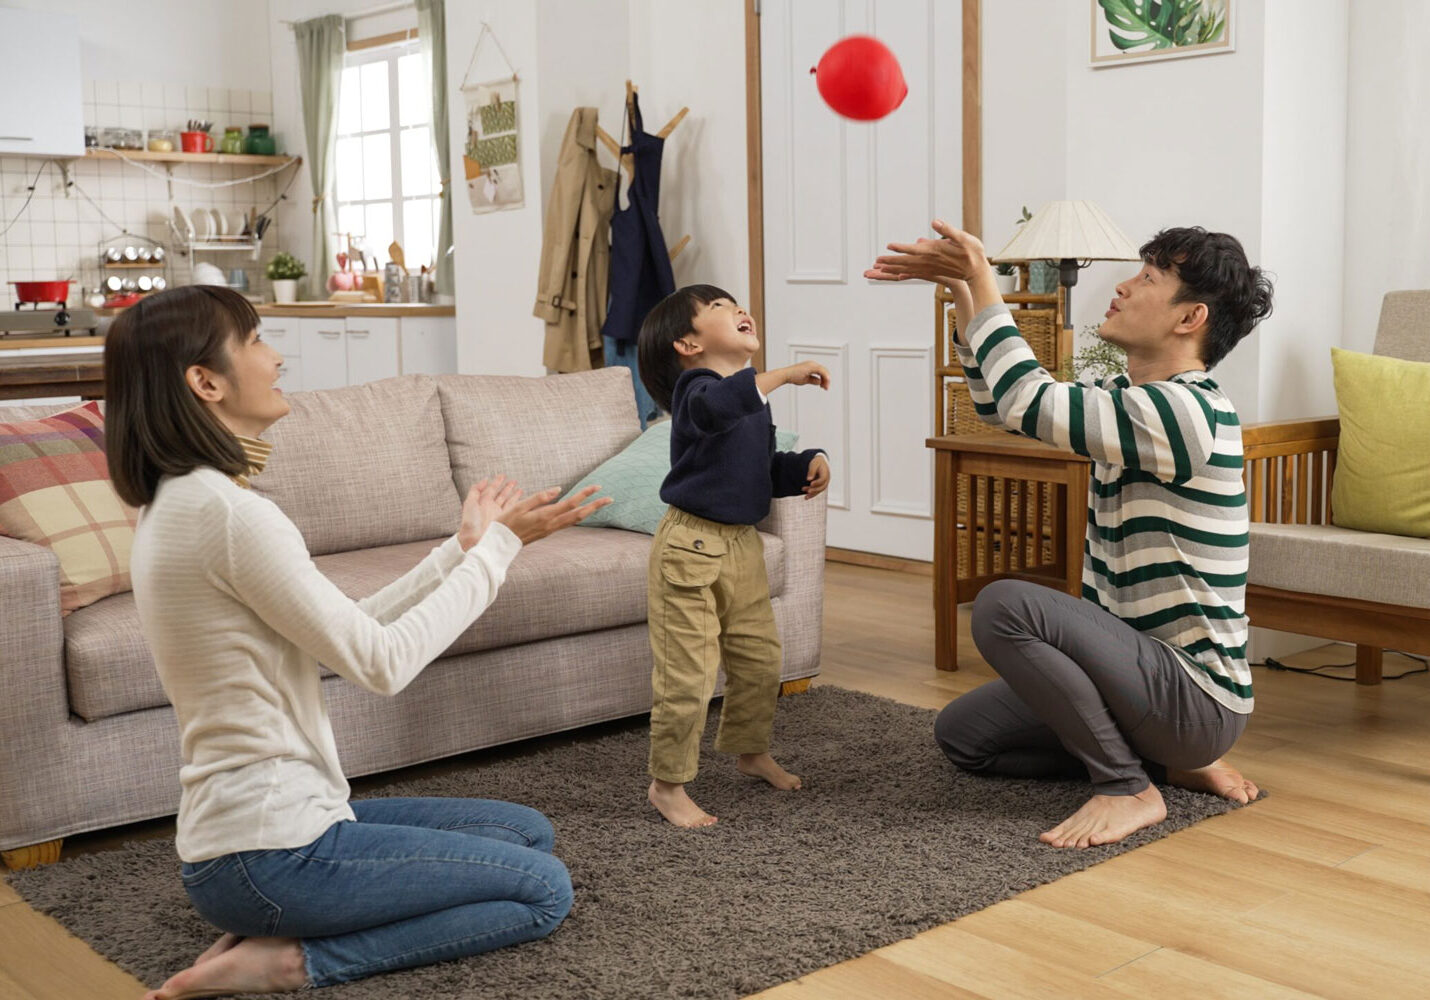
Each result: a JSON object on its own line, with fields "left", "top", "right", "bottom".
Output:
{"left": 1329, "top": 347, "right": 1430, "bottom": 537}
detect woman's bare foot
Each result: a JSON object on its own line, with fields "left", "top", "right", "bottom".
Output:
{"left": 142, "top": 936, "right": 306, "bottom": 999}
{"left": 736, "top": 752, "right": 802, "bottom": 790}
{"left": 1039, "top": 784, "right": 1167, "bottom": 849}
{"left": 194, "top": 933, "right": 243, "bottom": 966}
{"left": 1167, "top": 758, "right": 1260, "bottom": 804}
{"left": 648, "top": 779, "right": 718, "bottom": 828}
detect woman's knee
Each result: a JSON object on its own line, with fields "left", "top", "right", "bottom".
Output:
{"left": 971, "top": 579, "right": 1039, "bottom": 648}
{"left": 532, "top": 855, "right": 574, "bottom": 934}
{"left": 510, "top": 805, "right": 556, "bottom": 853}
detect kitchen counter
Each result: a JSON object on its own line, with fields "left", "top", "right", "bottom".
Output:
{"left": 0, "top": 335, "right": 104, "bottom": 351}
{"left": 256, "top": 303, "right": 455, "bottom": 318}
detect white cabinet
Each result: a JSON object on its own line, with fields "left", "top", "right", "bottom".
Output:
{"left": 271, "top": 313, "right": 453, "bottom": 392}
{"left": 298, "top": 319, "right": 348, "bottom": 391}
{"left": 343, "top": 317, "right": 399, "bottom": 386}
{"left": 0, "top": 10, "right": 84, "bottom": 158}
{"left": 400, "top": 317, "right": 458, "bottom": 376}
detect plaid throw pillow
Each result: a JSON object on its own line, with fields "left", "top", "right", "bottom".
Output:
{"left": 0, "top": 401, "right": 138, "bottom": 614}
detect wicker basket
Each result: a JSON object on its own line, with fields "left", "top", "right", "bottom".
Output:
{"left": 955, "top": 526, "right": 1057, "bottom": 578}
{"left": 946, "top": 306, "right": 1060, "bottom": 373}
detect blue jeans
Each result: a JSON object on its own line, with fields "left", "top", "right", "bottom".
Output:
{"left": 604, "top": 334, "right": 659, "bottom": 428}
{"left": 180, "top": 797, "right": 572, "bottom": 988}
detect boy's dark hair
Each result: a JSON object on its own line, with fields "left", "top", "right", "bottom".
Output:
{"left": 1139, "top": 227, "right": 1274, "bottom": 370}
{"left": 104, "top": 284, "right": 258, "bottom": 507}
{"left": 636, "top": 284, "right": 737, "bottom": 414}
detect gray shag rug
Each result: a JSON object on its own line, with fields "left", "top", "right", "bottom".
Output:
{"left": 6, "top": 686, "right": 1249, "bottom": 999}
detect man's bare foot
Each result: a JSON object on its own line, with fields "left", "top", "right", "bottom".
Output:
{"left": 1039, "top": 784, "right": 1167, "bottom": 849}
{"left": 194, "top": 933, "right": 243, "bottom": 966}
{"left": 648, "top": 779, "right": 718, "bottom": 828}
{"left": 141, "top": 936, "right": 306, "bottom": 999}
{"left": 736, "top": 752, "right": 802, "bottom": 790}
{"left": 1167, "top": 758, "right": 1260, "bottom": 804}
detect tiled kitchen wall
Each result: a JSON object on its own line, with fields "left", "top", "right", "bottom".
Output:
{"left": 0, "top": 80, "right": 298, "bottom": 309}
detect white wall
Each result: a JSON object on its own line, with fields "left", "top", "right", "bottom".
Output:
{"left": 1343, "top": 0, "right": 1430, "bottom": 355}
{"left": 1258, "top": 0, "right": 1348, "bottom": 422}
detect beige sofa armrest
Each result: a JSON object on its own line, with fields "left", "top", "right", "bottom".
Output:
{"left": 0, "top": 534, "right": 64, "bottom": 684}
{"left": 758, "top": 494, "right": 827, "bottom": 676}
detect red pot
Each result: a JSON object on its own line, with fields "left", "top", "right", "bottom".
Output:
{"left": 10, "top": 280, "right": 72, "bottom": 304}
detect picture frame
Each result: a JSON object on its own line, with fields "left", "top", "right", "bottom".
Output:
{"left": 1089, "top": 0, "right": 1234, "bottom": 68}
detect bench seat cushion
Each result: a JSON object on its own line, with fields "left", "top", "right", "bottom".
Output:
{"left": 1249, "top": 523, "right": 1430, "bottom": 610}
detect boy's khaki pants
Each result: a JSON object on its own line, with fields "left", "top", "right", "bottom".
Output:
{"left": 647, "top": 507, "right": 782, "bottom": 784}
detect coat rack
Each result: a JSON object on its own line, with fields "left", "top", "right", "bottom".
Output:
{"left": 595, "top": 80, "right": 691, "bottom": 262}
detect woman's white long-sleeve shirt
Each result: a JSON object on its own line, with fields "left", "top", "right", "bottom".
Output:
{"left": 130, "top": 466, "right": 520, "bottom": 862}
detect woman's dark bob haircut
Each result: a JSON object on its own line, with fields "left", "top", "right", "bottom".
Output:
{"left": 104, "top": 284, "right": 259, "bottom": 507}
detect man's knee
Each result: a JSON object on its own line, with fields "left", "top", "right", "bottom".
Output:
{"left": 971, "top": 579, "right": 1038, "bottom": 648}
{"left": 933, "top": 698, "right": 986, "bottom": 772}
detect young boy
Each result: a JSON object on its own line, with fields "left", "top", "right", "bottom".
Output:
{"left": 636, "top": 284, "right": 831, "bottom": 828}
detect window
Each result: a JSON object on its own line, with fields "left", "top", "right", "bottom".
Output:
{"left": 335, "top": 41, "right": 441, "bottom": 271}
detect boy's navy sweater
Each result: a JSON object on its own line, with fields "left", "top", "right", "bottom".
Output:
{"left": 660, "top": 366, "right": 824, "bottom": 526}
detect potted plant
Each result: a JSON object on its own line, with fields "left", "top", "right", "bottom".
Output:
{"left": 993, "top": 261, "right": 1019, "bottom": 294}
{"left": 265, "top": 252, "right": 306, "bottom": 304}
{"left": 1061, "top": 324, "right": 1129, "bottom": 384}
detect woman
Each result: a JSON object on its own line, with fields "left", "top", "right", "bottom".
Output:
{"left": 105, "top": 286, "right": 608, "bottom": 998}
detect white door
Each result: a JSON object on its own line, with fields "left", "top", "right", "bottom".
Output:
{"left": 760, "top": 0, "right": 961, "bottom": 560}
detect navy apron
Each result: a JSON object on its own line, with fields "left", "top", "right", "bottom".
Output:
{"left": 601, "top": 92, "right": 675, "bottom": 427}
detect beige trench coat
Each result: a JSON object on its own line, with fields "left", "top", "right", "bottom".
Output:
{"left": 534, "top": 107, "right": 618, "bottom": 372}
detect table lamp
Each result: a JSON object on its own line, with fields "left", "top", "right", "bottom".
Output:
{"left": 989, "top": 200, "right": 1141, "bottom": 330}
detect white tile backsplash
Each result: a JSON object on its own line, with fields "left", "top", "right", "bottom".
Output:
{"left": 1, "top": 78, "right": 284, "bottom": 304}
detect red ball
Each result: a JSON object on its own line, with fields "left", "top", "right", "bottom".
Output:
{"left": 813, "top": 35, "right": 908, "bottom": 121}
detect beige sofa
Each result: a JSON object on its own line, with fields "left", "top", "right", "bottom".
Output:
{"left": 1242, "top": 291, "right": 1430, "bottom": 683}
{"left": 0, "top": 368, "right": 826, "bottom": 865}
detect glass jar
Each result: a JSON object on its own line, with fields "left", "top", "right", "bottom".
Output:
{"left": 84, "top": 126, "right": 99, "bottom": 148}
{"left": 244, "top": 124, "right": 276, "bottom": 156}
{"left": 146, "top": 129, "right": 177, "bottom": 153}
{"left": 219, "top": 127, "right": 245, "bottom": 155}
{"left": 111, "top": 128, "right": 143, "bottom": 150}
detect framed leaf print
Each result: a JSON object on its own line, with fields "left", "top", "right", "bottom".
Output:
{"left": 1090, "top": 0, "right": 1233, "bottom": 67}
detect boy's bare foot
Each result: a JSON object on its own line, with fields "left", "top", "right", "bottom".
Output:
{"left": 1039, "top": 784, "right": 1166, "bottom": 849}
{"left": 648, "top": 779, "right": 718, "bottom": 828}
{"left": 142, "top": 936, "right": 306, "bottom": 999}
{"left": 194, "top": 933, "right": 243, "bottom": 966}
{"left": 736, "top": 752, "right": 802, "bottom": 790}
{"left": 1167, "top": 758, "right": 1260, "bottom": 804}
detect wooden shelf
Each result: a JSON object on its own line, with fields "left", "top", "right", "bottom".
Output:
{"left": 100, "top": 260, "right": 165, "bottom": 269}
{"left": 84, "top": 149, "right": 300, "bottom": 167}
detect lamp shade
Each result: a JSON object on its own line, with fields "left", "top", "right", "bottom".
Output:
{"left": 990, "top": 200, "right": 1141, "bottom": 263}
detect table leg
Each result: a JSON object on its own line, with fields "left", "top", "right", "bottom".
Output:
{"left": 933, "top": 451, "right": 958, "bottom": 671}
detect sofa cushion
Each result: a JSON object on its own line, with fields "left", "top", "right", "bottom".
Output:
{"left": 252, "top": 375, "right": 461, "bottom": 556}
{"left": 1329, "top": 348, "right": 1430, "bottom": 538}
{"left": 315, "top": 526, "right": 787, "bottom": 660}
{"left": 0, "top": 401, "right": 138, "bottom": 614}
{"left": 65, "top": 590, "right": 163, "bottom": 721}
{"left": 1249, "top": 522, "right": 1430, "bottom": 610}
{"left": 61, "top": 527, "right": 787, "bottom": 722}
{"left": 438, "top": 369, "right": 642, "bottom": 497}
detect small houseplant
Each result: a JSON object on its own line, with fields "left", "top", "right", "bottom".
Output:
{"left": 265, "top": 252, "right": 306, "bottom": 304}
{"left": 1061, "top": 324, "right": 1129, "bottom": 384}
{"left": 993, "top": 261, "right": 1019, "bottom": 294}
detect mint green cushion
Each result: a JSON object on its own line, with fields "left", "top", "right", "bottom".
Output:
{"left": 564, "top": 420, "right": 797, "bottom": 534}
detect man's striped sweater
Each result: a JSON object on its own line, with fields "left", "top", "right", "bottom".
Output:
{"left": 954, "top": 304, "right": 1253, "bottom": 714}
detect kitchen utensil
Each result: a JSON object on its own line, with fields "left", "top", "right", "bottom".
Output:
{"left": 181, "top": 131, "right": 214, "bottom": 153}
{"left": 104, "top": 275, "right": 124, "bottom": 293}
{"left": 121, "top": 278, "right": 138, "bottom": 292}
{"left": 137, "top": 247, "right": 152, "bottom": 262}
{"left": 387, "top": 241, "right": 408, "bottom": 276}
{"left": 244, "top": 124, "right": 276, "bottom": 156}
{"left": 212, "top": 209, "right": 227, "bottom": 236}
{"left": 147, "top": 129, "right": 177, "bottom": 152}
{"left": 151, "top": 276, "right": 167, "bottom": 291}
{"left": 10, "top": 280, "right": 72, "bottom": 304}
{"left": 122, "top": 246, "right": 139, "bottom": 261}
{"left": 150, "top": 246, "right": 166, "bottom": 263}
{"left": 219, "top": 127, "right": 244, "bottom": 155}
{"left": 193, "top": 262, "right": 227, "bottom": 286}
{"left": 136, "top": 275, "right": 153, "bottom": 292}
{"left": 104, "top": 292, "right": 141, "bottom": 308}
{"left": 198, "top": 209, "right": 215, "bottom": 240}
{"left": 86, "top": 291, "right": 106, "bottom": 308}
{"left": 104, "top": 247, "right": 123, "bottom": 263}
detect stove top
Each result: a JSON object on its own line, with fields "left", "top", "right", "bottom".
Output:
{"left": 0, "top": 307, "right": 100, "bottom": 336}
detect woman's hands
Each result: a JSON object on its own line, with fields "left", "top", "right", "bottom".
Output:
{"left": 458, "top": 476, "right": 613, "bottom": 550}
{"left": 864, "top": 219, "right": 990, "bottom": 286}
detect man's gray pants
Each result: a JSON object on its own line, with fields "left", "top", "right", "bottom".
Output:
{"left": 935, "top": 580, "right": 1247, "bottom": 796}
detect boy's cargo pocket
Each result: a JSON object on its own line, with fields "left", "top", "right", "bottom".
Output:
{"left": 660, "top": 524, "right": 726, "bottom": 588}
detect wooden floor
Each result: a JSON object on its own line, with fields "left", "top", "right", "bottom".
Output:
{"left": 3, "top": 562, "right": 1428, "bottom": 998}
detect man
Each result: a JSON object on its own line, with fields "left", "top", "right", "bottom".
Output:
{"left": 866, "top": 220, "right": 1273, "bottom": 847}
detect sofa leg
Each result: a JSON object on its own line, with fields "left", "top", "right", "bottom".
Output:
{"left": 1355, "top": 645, "right": 1383, "bottom": 685}
{"left": 1, "top": 839, "right": 63, "bottom": 870}
{"left": 779, "top": 678, "right": 812, "bottom": 696}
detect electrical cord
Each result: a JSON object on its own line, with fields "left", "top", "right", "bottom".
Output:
{"left": 1258, "top": 649, "right": 1429, "bottom": 682}
{"left": 0, "top": 159, "right": 51, "bottom": 238}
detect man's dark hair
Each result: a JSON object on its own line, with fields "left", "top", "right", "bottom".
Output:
{"left": 1139, "top": 227, "right": 1274, "bottom": 370}
{"left": 104, "top": 284, "right": 258, "bottom": 507}
{"left": 636, "top": 284, "right": 737, "bottom": 414}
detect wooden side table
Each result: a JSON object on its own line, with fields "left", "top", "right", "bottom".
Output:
{"left": 0, "top": 355, "right": 105, "bottom": 401}
{"left": 927, "top": 433, "right": 1091, "bottom": 671}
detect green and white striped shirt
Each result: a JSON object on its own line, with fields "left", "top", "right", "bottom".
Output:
{"left": 954, "top": 305, "right": 1252, "bottom": 714}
